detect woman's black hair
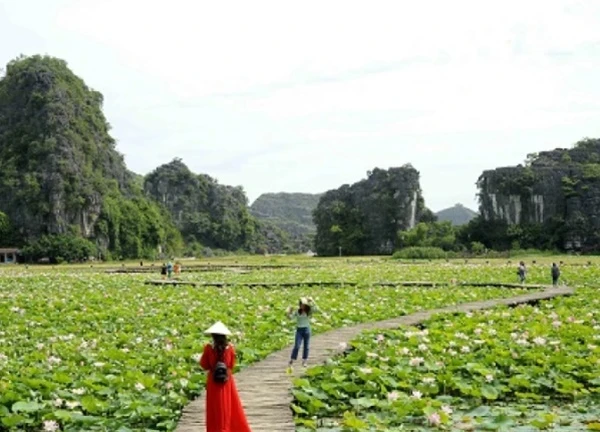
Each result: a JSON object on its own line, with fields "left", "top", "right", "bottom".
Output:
{"left": 212, "top": 334, "right": 228, "bottom": 360}
{"left": 297, "top": 301, "right": 312, "bottom": 316}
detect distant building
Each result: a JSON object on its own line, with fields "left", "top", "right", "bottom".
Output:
{"left": 0, "top": 248, "right": 20, "bottom": 264}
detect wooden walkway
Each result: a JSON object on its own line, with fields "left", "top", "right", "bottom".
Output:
{"left": 175, "top": 285, "right": 573, "bottom": 432}
{"left": 105, "top": 264, "right": 313, "bottom": 274}
{"left": 146, "top": 279, "right": 546, "bottom": 289}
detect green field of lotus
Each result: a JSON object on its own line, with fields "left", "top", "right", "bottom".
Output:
{"left": 0, "top": 257, "right": 591, "bottom": 431}
{"left": 293, "top": 288, "right": 599, "bottom": 431}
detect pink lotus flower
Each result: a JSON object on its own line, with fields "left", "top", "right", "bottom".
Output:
{"left": 409, "top": 357, "right": 424, "bottom": 366}
{"left": 387, "top": 390, "right": 400, "bottom": 401}
{"left": 427, "top": 412, "right": 441, "bottom": 426}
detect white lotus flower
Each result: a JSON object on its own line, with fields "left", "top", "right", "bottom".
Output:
{"left": 441, "top": 404, "right": 453, "bottom": 414}
{"left": 65, "top": 401, "right": 80, "bottom": 409}
{"left": 43, "top": 420, "right": 59, "bottom": 431}
{"left": 48, "top": 356, "right": 61, "bottom": 365}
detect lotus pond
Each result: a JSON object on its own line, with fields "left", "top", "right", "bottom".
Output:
{"left": 0, "top": 258, "right": 540, "bottom": 432}
{"left": 293, "top": 288, "right": 599, "bottom": 431}
{"left": 0, "top": 257, "right": 592, "bottom": 431}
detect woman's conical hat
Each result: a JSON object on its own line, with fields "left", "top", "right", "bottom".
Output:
{"left": 300, "top": 297, "right": 309, "bottom": 305}
{"left": 204, "top": 321, "right": 232, "bottom": 335}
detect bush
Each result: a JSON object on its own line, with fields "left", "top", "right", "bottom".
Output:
{"left": 392, "top": 246, "right": 448, "bottom": 260}
{"left": 22, "top": 234, "right": 98, "bottom": 263}
{"left": 470, "top": 241, "right": 486, "bottom": 255}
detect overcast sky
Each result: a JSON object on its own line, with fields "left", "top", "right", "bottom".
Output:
{"left": 2, "top": 0, "right": 600, "bottom": 211}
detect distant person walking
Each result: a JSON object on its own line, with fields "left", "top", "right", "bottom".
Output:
{"left": 551, "top": 263, "right": 560, "bottom": 286}
{"left": 200, "top": 321, "right": 251, "bottom": 432}
{"left": 517, "top": 261, "right": 527, "bottom": 284}
{"left": 160, "top": 263, "right": 167, "bottom": 280}
{"left": 166, "top": 260, "right": 174, "bottom": 279}
{"left": 287, "top": 297, "right": 318, "bottom": 370}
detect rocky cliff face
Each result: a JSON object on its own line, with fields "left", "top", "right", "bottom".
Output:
{"left": 144, "top": 158, "right": 259, "bottom": 250}
{"left": 313, "top": 165, "right": 426, "bottom": 255}
{"left": 0, "top": 55, "right": 134, "bottom": 242}
{"left": 0, "top": 55, "right": 180, "bottom": 259}
{"left": 478, "top": 139, "right": 600, "bottom": 249}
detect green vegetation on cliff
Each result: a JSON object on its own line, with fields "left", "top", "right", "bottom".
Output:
{"left": 474, "top": 138, "right": 600, "bottom": 252}
{"left": 143, "top": 159, "right": 295, "bottom": 255}
{"left": 0, "top": 55, "right": 181, "bottom": 261}
{"left": 250, "top": 192, "right": 320, "bottom": 252}
{"left": 314, "top": 166, "right": 431, "bottom": 256}
{"left": 144, "top": 159, "right": 259, "bottom": 252}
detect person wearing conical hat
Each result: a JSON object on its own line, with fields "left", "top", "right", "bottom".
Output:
{"left": 199, "top": 321, "right": 251, "bottom": 432}
{"left": 287, "top": 297, "right": 318, "bottom": 370}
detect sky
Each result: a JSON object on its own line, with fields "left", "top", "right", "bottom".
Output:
{"left": 2, "top": 0, "right": 600, "bottom": 212}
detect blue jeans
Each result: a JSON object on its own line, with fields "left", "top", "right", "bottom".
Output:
{"left": 291, "top": 327, "right": 310, "bottom": 360}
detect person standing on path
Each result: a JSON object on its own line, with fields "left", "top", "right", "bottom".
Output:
{"left": 517, "top": 261, "right": 527, "bottom": 284}
{"left": 287, "top": 297, "right": 318, "bottom": 370}
{"left": 166, "top": 260, "right": 174, "bottom": 279}
{"left": 551, "top": 263, "right": 561, "bottom": 286}
{"left": 199, "top": 321, "right": 251, "bottom": 432}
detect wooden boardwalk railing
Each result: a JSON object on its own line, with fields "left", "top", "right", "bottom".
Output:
{"left": 175, "top": 285, "right": 573, "bottom": 432}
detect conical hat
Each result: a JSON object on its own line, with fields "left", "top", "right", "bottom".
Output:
{"left": 300, "top": 297, "right": 309, "bottom": 305}
{"left": 204, "top": 321, "right": 232, "bottom": 335}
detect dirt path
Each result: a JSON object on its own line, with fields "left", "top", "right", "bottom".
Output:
{"left": 175, "top": 285, "right": 573, "bottom": 432}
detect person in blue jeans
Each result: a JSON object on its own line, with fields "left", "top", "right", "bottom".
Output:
{"left": 287, "top": 297, "right": 318, "bottom": 369}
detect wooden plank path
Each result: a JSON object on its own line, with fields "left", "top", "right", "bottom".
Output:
{"left": 105, "top": 264, "right": 317, "bottom": 274}
{"left": 175, "top": 285, "right": 573, "bottom": 432}
{"left": 146, "top": 279, "right": 546, "bottom": 289}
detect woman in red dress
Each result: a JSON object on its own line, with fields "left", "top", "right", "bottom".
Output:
{"left": 200, "top": 321, "right": 251, "bottom": 432}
